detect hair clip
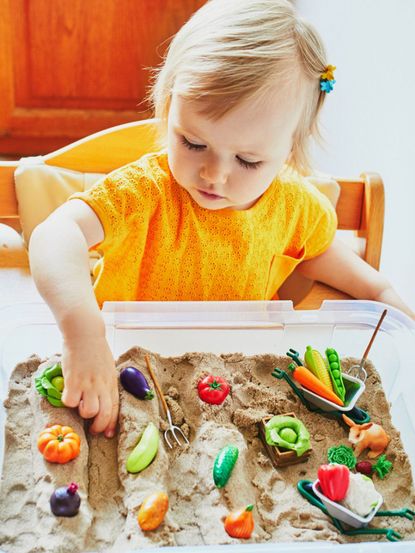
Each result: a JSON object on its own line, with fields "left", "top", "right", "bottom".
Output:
{"left": 320, "top": 65, "right": 336, "bottom": 93}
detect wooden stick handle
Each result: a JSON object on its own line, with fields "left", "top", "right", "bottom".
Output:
{"left": 362, "top": 309, "right": 387, "bottom": 362}
{"left": 145, "top": 354, "right": 169, "bottom": 415}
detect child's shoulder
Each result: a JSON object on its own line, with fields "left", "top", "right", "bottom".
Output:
{"left": 76, "top": 151, "right": 170, "bottom": 217}
{"left": 277, "top": 165, "right": 339, "bottom": 212}
{"left": 106, "top": 150, "right": 170, "bottom": 190}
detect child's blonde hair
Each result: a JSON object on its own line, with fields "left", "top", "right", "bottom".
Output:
{"left": 149, "top": 0, "right": 329, "bottom": 174}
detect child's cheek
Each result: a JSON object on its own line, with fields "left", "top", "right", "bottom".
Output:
{"left": 168, "top": 146, "right": 194, "bottom": 190}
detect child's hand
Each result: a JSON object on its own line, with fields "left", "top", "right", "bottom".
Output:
{"left": 61, "top": 335, "right": 119, "bottom": 438}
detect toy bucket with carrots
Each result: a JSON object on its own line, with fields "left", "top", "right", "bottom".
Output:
{"left": 286, "top": 347, "right": 365, "bottom": 413}
{"left": 299, "top": 371, "right": 365, "bottom": 412}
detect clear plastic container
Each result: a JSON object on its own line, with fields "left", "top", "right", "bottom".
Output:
{"left": 1, "top": 299, "right": 415, "bottom": 553}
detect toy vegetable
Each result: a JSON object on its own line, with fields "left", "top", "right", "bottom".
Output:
{"left": 341, "top": 472, "right": 380, "bottom": 517}
{"left": 213, "top": 445, "right": 239, "bottom": 488}
{"left": 35, "top": 363, "right": 65, "bottom": 407}
{"left": 265, "top": 415, "right": 310, "bottom": 457}
{"left": 304, "top": 346, "right": 333, "bottom": 392}
{"left": 37, "top": 425, "right": 80, "bottom": 463}
{"left": 198, "top": 375, "right": 230, "bottom": 405}
{"left": 327, "top": 445, "right": 356, "bottom": 470}
{"left": 325, "top": 348, "right": 346, "bottom": 402}
{"left": 126, "top": 422, "right": 159, "bottom": 473}
{"left": 50, "top": 482, "right": 81, "bottom": 517}
{"left": 120, "top": 367, "right": 154, "bottom": 400}
{"left": 224, "top": 504, "right": 254, "bottom": 539}
{"left": 287, "top": 363, "right": 344, "bottom": 407}
{"left": 373, "top": 454, "right": 393, "bottom": 479}
{"left": 137, "top": 491, "right": 169, "bottom": 531}
{"left": 318, "top": 463, "right": 350, "bottom": 502}
{"left": 356, "top": 461, "right": 373, "bottom": 476}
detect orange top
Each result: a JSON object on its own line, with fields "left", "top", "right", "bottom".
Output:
{"left": 70, "top": 152, "right": 337, "bottom": 307}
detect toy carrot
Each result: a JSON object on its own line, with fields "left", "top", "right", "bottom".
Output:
{"left": 287, "top": 363, "right": 344, "bottom": 406}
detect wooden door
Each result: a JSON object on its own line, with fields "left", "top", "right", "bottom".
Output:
{"left": 0, "top": 0, "right": 206, "bottom": 155}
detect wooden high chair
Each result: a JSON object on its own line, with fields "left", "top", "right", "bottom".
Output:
{"left": 0, "top": 119, "right": 384, "bottom": 309}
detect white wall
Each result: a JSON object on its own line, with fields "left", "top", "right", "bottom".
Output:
{"left": 297, "top": 0, "right": 415, "bottom": 309}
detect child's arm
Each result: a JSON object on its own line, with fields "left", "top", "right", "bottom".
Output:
{"left": 29, "top": 200, "right": 119, "bottom": 437}
{"left": 297, "top": 237, "right": 415, "bottom": 319}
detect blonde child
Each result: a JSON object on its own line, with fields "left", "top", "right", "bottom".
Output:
{"left": 29, "top": 0, "right": 414, "bottom": 439}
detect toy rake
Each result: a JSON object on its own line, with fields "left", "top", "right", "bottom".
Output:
{"left": 145, "top": 354, "right": 189, "bottom": 449}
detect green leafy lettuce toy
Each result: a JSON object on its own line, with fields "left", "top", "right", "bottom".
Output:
{"left": 327, "top": 444, "right": 357, "bottom": 470}
{"left": 373, "top": 454, "right": 393, "bottom": 479}
{"left": 265, "top": 415, "right": 311, "bottom": 457}
{"left": 35, "top": 363, "right": 65, "bottom": 407}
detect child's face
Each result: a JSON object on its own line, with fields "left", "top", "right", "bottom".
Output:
{"left": 167, "top": 82, "right": 307, "bottom": 211}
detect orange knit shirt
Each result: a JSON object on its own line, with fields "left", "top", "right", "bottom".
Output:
{"left": 70, "top": 152, "right": 337, "bottom": 307}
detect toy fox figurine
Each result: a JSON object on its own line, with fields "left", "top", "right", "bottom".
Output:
{"left": 342, "top": 414, "right": 390, "bottom": 458}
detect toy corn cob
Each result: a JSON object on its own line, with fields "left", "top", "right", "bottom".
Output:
{"left": 325, "top": 348, "right": 346, "bottom": 402}
{"left": 304, "top": 346, "right": 334, "bottom": 392}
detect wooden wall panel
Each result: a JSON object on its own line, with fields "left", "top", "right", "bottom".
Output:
{"left": 0, "top": 0, "right": 206, "bottom": 155}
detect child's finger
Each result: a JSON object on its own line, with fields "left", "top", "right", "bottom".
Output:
{"left": 89, "top": 393, "right": 113, "bottom": 435}
{"left": 61, "top": 384, "right": 82, "bottom": 408}
{"left": 78, "top": 391, "right": 100, "bottom": 419}
{"left": 104, "top": 388, "right": 119, "bottom": 438}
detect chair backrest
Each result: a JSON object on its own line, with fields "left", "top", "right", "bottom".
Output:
{"left": 0, "top": 118, "right": 384, "bottom": 269}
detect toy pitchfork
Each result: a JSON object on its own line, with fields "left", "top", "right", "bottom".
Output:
{"left": 145, "top": 354, "right": 189, "bottom": 449}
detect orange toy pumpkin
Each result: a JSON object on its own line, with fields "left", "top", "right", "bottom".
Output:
{"left": 137, "top": 491, "right": 169, "bottom": 531}
{"left": 224, "top": 504, "right": 254, "bottom": 539}
{"left": 37, "top": 425, "right": 81, "bottom": 464}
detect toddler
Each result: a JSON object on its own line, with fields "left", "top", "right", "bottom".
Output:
{"left": 29, "top": 0, "right": 413, "bottom": 438}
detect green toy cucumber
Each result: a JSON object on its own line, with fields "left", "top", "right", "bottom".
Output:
{"left": 325, "top": 348, "right": 346, "bottom": 402}
{"left": 126, "top": 422, "right": 159, "bottom": 474}
{"left": 213, "top": 445, "right": 239, "bottom": 488}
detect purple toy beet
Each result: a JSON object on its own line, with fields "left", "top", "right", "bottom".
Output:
{"left": 356, "top": 461, "right": 373, "bottom": 477}
{"left": 50, "top": 482, "right": 81, "bottom": 517}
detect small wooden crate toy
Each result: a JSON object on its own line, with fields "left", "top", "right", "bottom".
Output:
{"left": 258, "top": 412, "right": 312, "bottom": 468}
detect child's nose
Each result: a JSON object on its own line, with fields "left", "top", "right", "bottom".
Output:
{"left": 200, "top": 158, "right": 228, "bottom": 187}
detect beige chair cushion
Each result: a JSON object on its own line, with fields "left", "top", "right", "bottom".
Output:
{"left": 15, "top": 156, "right": 104, "bottom": 245}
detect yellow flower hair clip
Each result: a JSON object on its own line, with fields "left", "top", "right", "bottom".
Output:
{"left": 320, "top": 65, "right": 336, "bottom": 93}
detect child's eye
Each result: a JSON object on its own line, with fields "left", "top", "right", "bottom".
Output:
{"left": 181, "top": 136, "right": 206, "bottom": 151}
{"left": 181, "top": 135, "right": 261, "bottom": 170}
{"left": 237, "top": 157, "right": 262, "bottom": 170}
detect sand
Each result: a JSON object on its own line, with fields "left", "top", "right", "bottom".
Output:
{"left": 0, "top": 347, "right": 414, "bottom": 552}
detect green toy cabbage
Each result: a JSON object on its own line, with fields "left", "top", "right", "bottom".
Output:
{"left": 265, "top": 415, "right": 311, "bottom": 457}
{"left": 35, "top": 363, "right": 65, "bottom": 407}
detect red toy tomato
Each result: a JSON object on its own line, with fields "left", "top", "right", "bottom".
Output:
{"left": 318, "top": 463, "right": 350, "bottom": 502}
{"left": 197, "top": 375, "right": 230, "bottom": 405}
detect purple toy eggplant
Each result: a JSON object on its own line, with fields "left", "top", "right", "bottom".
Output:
{"left": 120, "top": 366, "right": 155, "bottom": 400}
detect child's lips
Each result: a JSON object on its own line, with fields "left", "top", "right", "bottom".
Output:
{"left": 197, "top": 189, "right": 225, "bottom": 200}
